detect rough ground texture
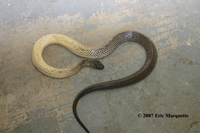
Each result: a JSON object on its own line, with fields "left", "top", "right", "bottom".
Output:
{"left": 0, "top": 0, "right": 200, "bottom": 133}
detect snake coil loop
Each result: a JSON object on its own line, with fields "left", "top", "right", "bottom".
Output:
{"left": 32, "top": 31, "right": 157, "bottom": 133}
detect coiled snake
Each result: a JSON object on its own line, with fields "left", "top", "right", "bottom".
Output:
{"left": 32, "top": 31, "right": 157, "bottom": 133}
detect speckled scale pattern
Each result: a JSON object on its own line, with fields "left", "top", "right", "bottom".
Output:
{"left": 72, "top": 31, "right": 158, "bottom": 133}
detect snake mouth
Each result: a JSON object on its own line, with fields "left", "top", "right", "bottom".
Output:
{"left": 93, "top": 60, "right": 104, "bottom": 70}
{"left": 83, "top": 59, "right": 104, "bottom": 70}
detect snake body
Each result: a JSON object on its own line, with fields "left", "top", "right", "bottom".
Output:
{"left": 32, "top": 34, "right": 106, "bottom": 78}
{"left": 32, "top": 31, "right": 157, "bottom": 133}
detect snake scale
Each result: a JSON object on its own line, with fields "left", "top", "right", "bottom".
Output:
{"left": 32, "top": 31, "right": 157, "bottom": 133}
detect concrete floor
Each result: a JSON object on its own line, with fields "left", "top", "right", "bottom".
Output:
{"left": 0, "top": 0, "right": 200, "bottom": 133}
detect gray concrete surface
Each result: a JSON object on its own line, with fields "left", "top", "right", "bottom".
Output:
{"left": 0, "top": 0, "right": 200, "bottom": 133}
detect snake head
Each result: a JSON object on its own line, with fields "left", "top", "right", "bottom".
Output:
{"left": 83, "top": 59, "right": 104, "bottom": 70}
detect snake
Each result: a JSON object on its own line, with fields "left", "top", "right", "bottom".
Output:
{"left": 32, "top": 31, "right": 157, "bottom": 133}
